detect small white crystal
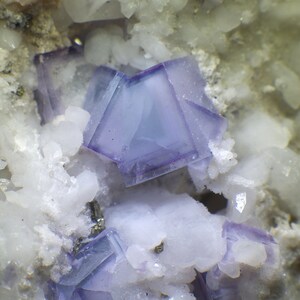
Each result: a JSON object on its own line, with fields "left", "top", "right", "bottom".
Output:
{"left": 64, "top": 106, "right": 90, "bottom": 133}
{"left": 105, "top": 202, "right": 166, "bottom": 250}
{"left": 63, "top": 0, "right": 123, "bottom": 23}
{"left": 233, "top": 111, "right": 291, "bottom": 157}
{"left": 272, "top": 61, "right": 300, "bottom": 109}
{"left": 34, "top": 225, "right": 64, "bottom": 266}
{"left": 0, "top": 26, "right": 22, "bottom": 51}
{"left": 207, "top": 138, "right": 237, "bottom": 179}
{"left": 42, "top": 141, "right": 63, "bottom": 161}
{"left": 126, "top": 245, "right": 165, "bottom": 277}
{"left": 0, "top": 159, "right": 7, "bottom": 170}
{"left": 231, "top": 239, "right": 267, "bottom": 268}
{"left": 268, "top": 148, "right": 300, "bottom": 218}
{"left": 218, "top": 260, "right": 240, "bottom": 278}
{"left": 41, "top": 121, "right": 83, "bottom": 157}
{"left": 84, "top": 30, "right": 113, "bottom": 66}
{"left": 212, "top": 3, "right": 241, "bottom": 33}
{"left": 52, "top": 3, "right": 73, "bottom": 30}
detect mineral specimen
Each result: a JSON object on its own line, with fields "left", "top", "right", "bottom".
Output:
{"left": 1, "top": 0, "right": 299, "bottom": 299}
{"left": 35, "top": 50, "right": 226, "bottom": 186}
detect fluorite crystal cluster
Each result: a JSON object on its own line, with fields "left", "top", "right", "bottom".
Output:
{"left": 34, "top": 48, "right": 226, "bottom": 186}
{"left": 85, "top": 58, "right": 227, "bottom": 185}
{"left": 46, "top": 229, "right": 124, "bottom": 300}
{"left": 34, "top": 44, "right": 278, "bottom": 300}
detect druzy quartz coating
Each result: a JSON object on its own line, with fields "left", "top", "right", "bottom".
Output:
{"left": 34, "top": 48, "right": 226, "bottom": 186}
{"left": 46, "top": 229, "right": 124, "bottom": 300}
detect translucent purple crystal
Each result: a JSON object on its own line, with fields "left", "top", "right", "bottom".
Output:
{"left": 85, "top": 57, "right": 226, "bottom": 186}
{"left": 45, "top": 229, "right": 124, "bottom": 300}
{"left": 34, "top": 46, "right": 96, "bottom": 124}
{"left": 34, "top": 49, "right": 226, "bottom": 186}
{"left": 83, "top": 66, "right": 126, "bottom": 153}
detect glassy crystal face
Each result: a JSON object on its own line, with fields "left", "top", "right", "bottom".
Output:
{"left": 35, "top": 50, "right": 226, "bottom": 186}
{"left": 85, "top": 57, "right": 226, "bottom": 186}
{"left": 46, "top": 229, "right": 124, "bottom": 300}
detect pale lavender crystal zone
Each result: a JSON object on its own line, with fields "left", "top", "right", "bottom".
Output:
{"left": 85, "top": 57, "right": 227, "bottom": 186}
{"left": 46, "top": 229, "right": 124, "bottom": 300}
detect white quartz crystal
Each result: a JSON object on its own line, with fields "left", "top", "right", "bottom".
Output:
{"left": 267, "top": 148, "right": 300, "bottom": 218}
{"left": 0, "top": 26, "right": 22, "bottom": 51}
{"left": 231, "top": 239, "right": 267, "bottom": 268}
{"left": 233, "top": 111, "right": 291, "bottom": 157}
{"left": 272, "top": 61, "right": 300, "bottom": 109}
{"left": 64, "top": 106, "right": 90, "bottom": 132}
{"left": 63, "top": 0, "right": 123, "bottom": 23}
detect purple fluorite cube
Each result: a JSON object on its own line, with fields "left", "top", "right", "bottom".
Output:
{"left": 45, "top": 229, "right": 124, "bottom": 300}
{"left": 85, "top": 57, "right": 226, "bottom": 186}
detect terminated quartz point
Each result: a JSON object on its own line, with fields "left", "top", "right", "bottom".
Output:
{"left": 34, "top": 49, "right": 226, "bottom": 186}
{"left": 45, "top": 229, "right": 124, "bottom": 300}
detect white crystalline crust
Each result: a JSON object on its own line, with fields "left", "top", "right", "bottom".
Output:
{"left": 1, "top": 0, "right": 300, "bottom": 299}
{"left": 0, "top": 86, "right": 109, "bottom": 297}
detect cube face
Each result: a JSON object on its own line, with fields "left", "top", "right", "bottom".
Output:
{"left": 162, "top": 57, "right": 214, "bottom": 111}
{"left": 83, "top": 67, "right": 126, "bottom": 150}
{"left": 163, "top": 57, "right": 226, "bottom": 153}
